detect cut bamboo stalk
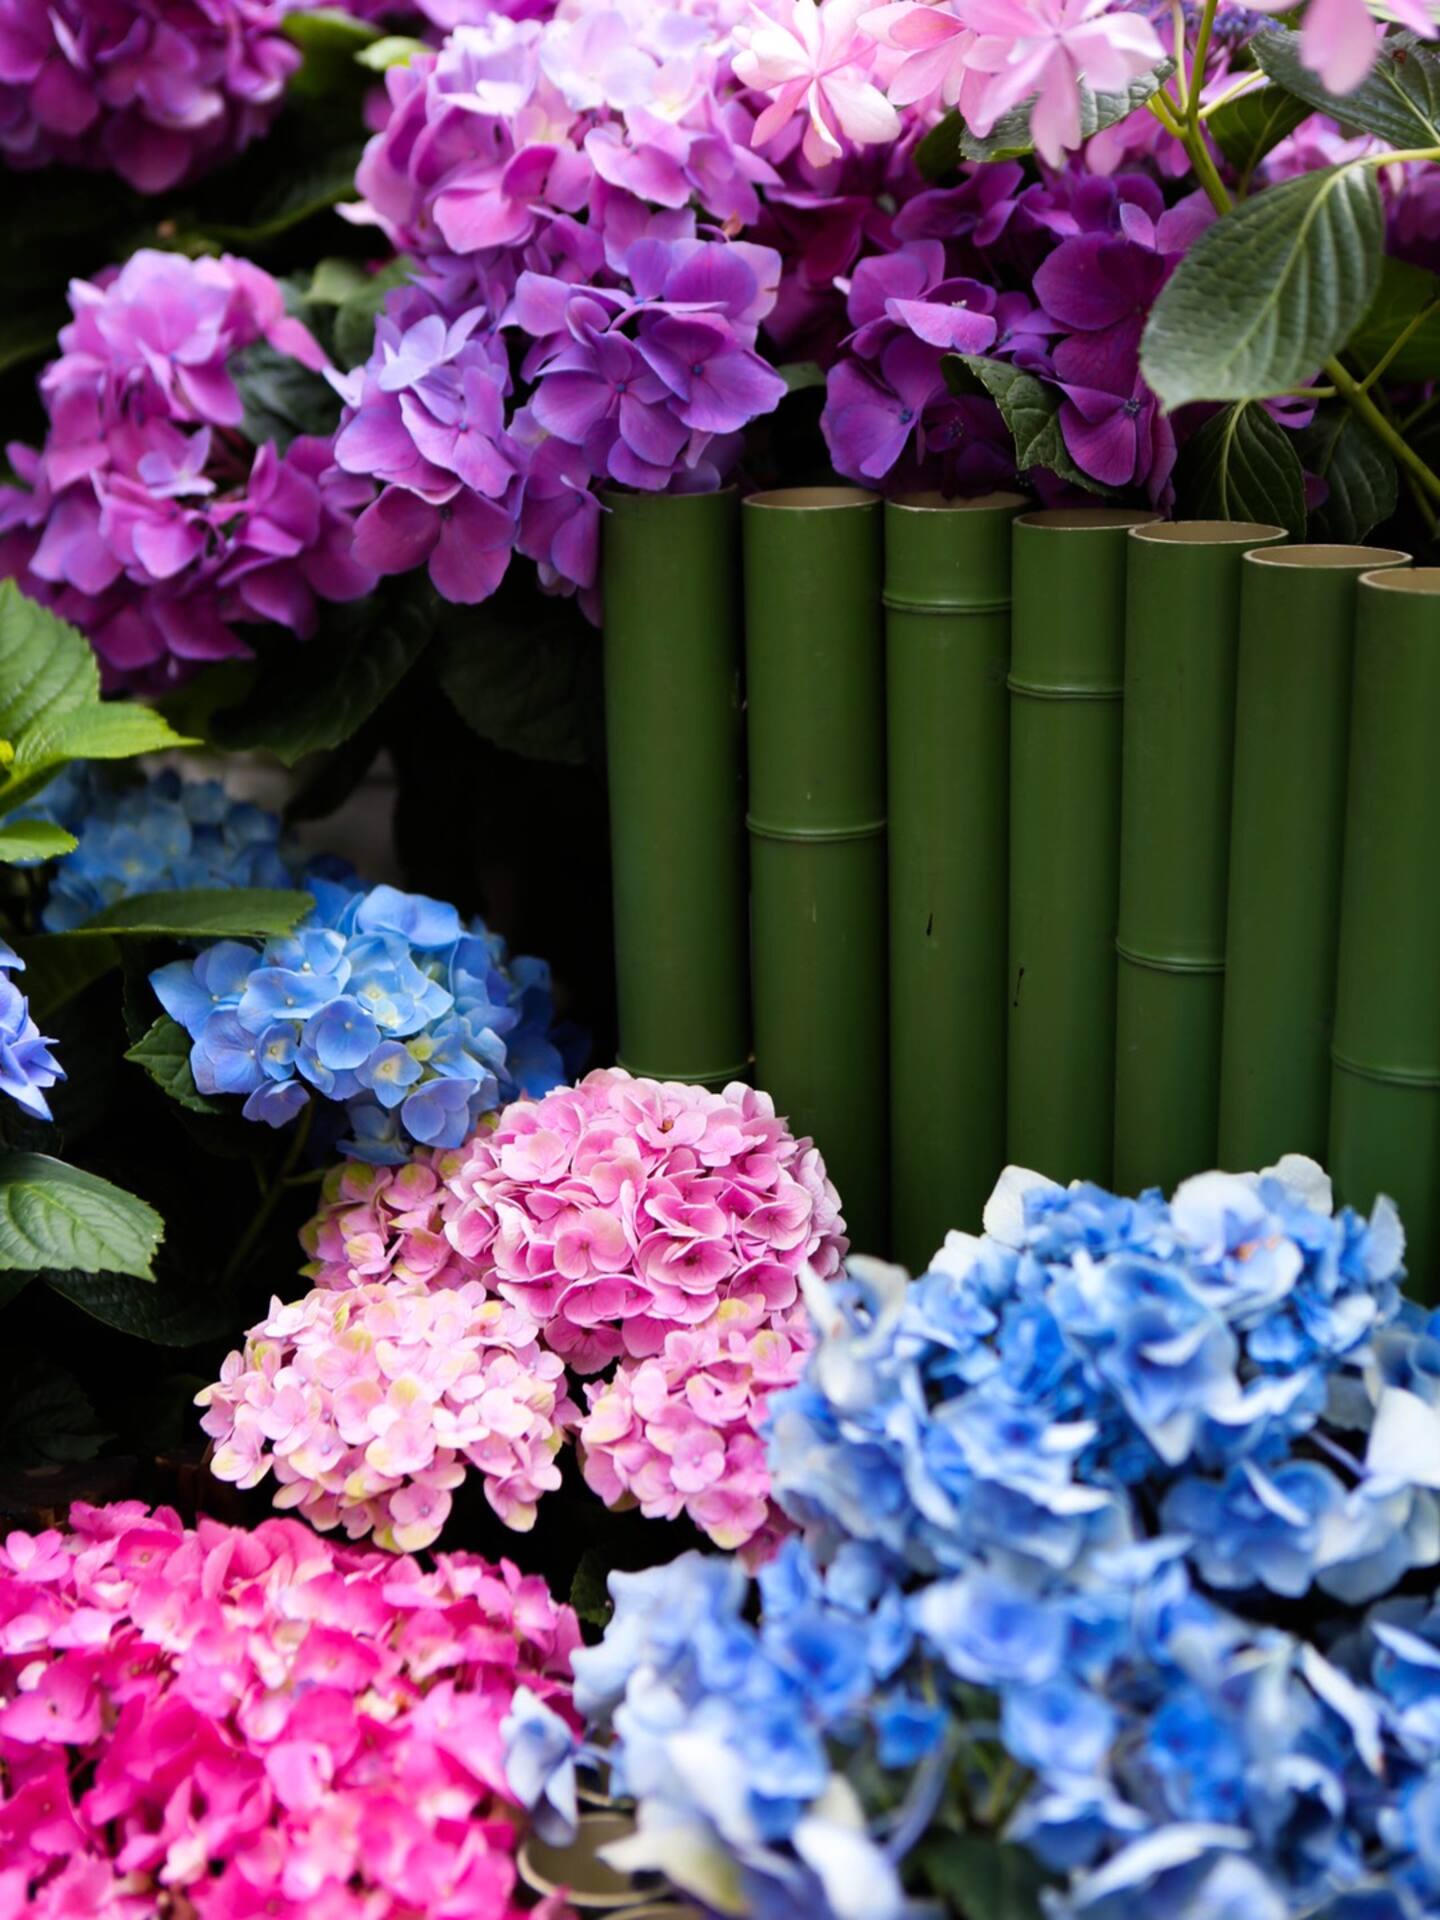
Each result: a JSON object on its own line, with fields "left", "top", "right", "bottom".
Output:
{"left": 885, "top": 490, "right": 1026, "bottom": 1270}
{"left": 743, "top": 486, "right": 888, "bottom": 1254}
{"left": 601, "top": 488, "right": 749, "bottom": 1087}
{"left": 1113, "top": 520, "right": 1287, "bottom": 1196}
{"left": 1219, "top": 545, "right": 1409, "bottom": 1171}
{"left": 1330, "top": 567, "right": 1440, "bottom": 1298}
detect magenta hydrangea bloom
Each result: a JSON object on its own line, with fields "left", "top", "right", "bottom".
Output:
{"left": 0, "top": 249, "right": 375, "bottom": 690}
{"left": 0, "top": 0, "right": 300, "bottom": 191}
{"left": 0, "top": 1500, "right": 579, "bottom": 1917}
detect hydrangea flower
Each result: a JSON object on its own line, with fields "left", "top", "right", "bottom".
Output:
{"left": 151, "top": 878, "right": 566, "bottom": 1157}
{"left": 0, "top": 0, "right": 300, "bottom": 191}
{"left": 0, "top": 249, "right": 374, "bottom": 690}
{"left": 202, "top": 1069, "right": 846, "bottom": 1555}
{"left": 0, "top": 1501, "right": 579, "bottom": 1917}
{"left": 0, "top": 940, "right": 63, "bottom": 1122}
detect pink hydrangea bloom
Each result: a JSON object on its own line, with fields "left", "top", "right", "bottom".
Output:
{"left": 197, "top": 1278, "right": 577, "bottom": 1543}
{"left": 299, "top": 1149, "right": 477, "bottom": 1292}
{"left": 733, "top": 0, "right": 900, "bottom": 168}
{"left": 0, "top": 249, "right": 374, "bottom": 692}
{"left": 444, "top": 1066, "right": 846, "bottom": 1373}
{"left": 0, "top": 1501, "right": 579, "bottom": 1918}
{"left": 1245, "top": 0, "right": 1438, "bottom": 95}
{"left": 0, "top": 0, "right": 299, "bottom": 192}
{"left": 579, "top": 1293, "right": 814, "bottom": 1559}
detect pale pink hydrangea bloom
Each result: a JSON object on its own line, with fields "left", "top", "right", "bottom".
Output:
{"left": 298, "top": 1147, "right": 477, "bottom": 1291}
{"left": 734, "top": 0, "right": 900, "bottom": 166}
{"left": 0, "top": 1501, "right": 578, "bottom": 1917}
{"left": 579, "top": 1293, "right": 814, "bottom": 1559}
{"left": 197, "top": 1279, "right": 577, "bottom": 1546}
{"left": 444, "top": 1066, "right": 846, "bottom": 1374}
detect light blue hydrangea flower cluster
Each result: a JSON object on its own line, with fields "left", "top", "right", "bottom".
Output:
{"left": 29, "top": 767, "right": 570, "bottom": 1160}
{"left": 0, "top": 939, "right": 63, "bottom": 1122}
{"left": 521, "top": 1159, "right": 1440, "bottom": 1920}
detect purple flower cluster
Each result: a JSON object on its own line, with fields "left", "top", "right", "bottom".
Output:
{"left": 0, "top": 0, "right": 299, "bottom": 192}
{"left": 0, "top": 249, "right": 375, "bottom": 690}
{"left": 822, "top": 168, "right": 1215, "bottom": 503}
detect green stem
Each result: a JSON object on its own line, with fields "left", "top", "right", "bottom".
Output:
{"left": 223, "top": 1099, "right": 314, "bottom": 1283}
{"left": 1186, "top": 0, "right": 1219, "bottom": 128}
{"left": 1358, "top": 300, "right": 1440, "bottom": 392}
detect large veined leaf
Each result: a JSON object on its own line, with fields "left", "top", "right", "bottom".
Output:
{"left": 944, "top": 355, "right": 1117, "bottom": 496}
{"left": 1253, "top": 29, "right": 1440, "bottom": 150}
{"left": 1141, "top": 164, "right": 1384, "bottom": 409}
{"left": 196, "top": 149, "right": 366, "bottom": 246}
{"left": 11, "top": 934, "right": 120, "bottom": 1021}
{"left": 0, "top": 820, "right": 77, "bottom": 863}
{"left": 436, "top": 584, "right": 603, "bottom": 768}
{"left": 1207, "top": 83, "right": 1309, "bottom": 182}
{"left": 1300, "top": 403, "right": 1400, "bottom": 542}
{"left": 211, "top": 592, "right": 432, "bottom": 765}
{"left": 0, "top": 1358, "right": 111, "bottom": 1468}
{"left": 74, "top": 888, "right": 313, "bottom": 939}
{"left": 125, "top": 1016, "right": 225, "bottom": 1115}
{"left": 46, "top": 1269, "right": 237, "bottom": 1345}
{"left": 0, "top": 1153, "right": 162, "bottom": 1280}
{"left": 232, "top": 341, "right": 343, "bottom": 451}
{"left": 1346, "top": 256, "right": 1440, "bottom": 385}
{"left": 918, "top": 63, "right": 1173, "bottom": 174}
{"left": 916, "top": 1832, "right": 1051, "bottom": 1920}
{"left": 0, "top": 580, "right": 97, "bottom": 742}
{"left": 1173, "top": 402, "right": 1308, "bottom": 538}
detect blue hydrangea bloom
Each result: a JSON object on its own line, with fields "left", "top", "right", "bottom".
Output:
{"left": 0, "top": 940, "right": 63, "bottom": 1121}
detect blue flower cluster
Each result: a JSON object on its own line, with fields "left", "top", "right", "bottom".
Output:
{"left": 548, "top": 1159, "right": 1440, "bottom": 1920}
{"left": 30, "top": 766, "right": 323, "bottom": 930}
{"left": 0, "top": 940, "right": 63, "bottom": 1122}
{"left": 152, "top": 879, "right": 568, "bottom": 1158}
{"left": 29, "top": 767, "right": 573, "bottom": 1159}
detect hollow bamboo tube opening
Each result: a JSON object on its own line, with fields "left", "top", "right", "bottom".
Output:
{"left": 1133, "top": 521, "right": 1288, "bottom": 545}
{"left": 889, "top": 489, "right": 1030, "bottom": 514}
{"left": 1248, "top": 546, "right": 1411, "bottom": 570}
{"left": 1014, "top": 508, "right": 1161, "bottom": 532}
{"left": 745, "top": 486, "right": 876, "bottom": 510}
{"left": 1362, "top": 568, "right": 1440, "bottom": 593}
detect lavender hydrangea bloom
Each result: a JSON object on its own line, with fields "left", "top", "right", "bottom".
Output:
{"left": 0, "top": 0, "right": 299, "bottom": 191}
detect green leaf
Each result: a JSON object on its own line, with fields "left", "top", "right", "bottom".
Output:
{"left": 1300, "top": 402, "right": 1400, "bottom": 542}
{"left": 0, "top": 705, "right": 199, "bottom": 816}
{"left": 301, "top": 256, "right": 373, "bottom": 308}
{"left": 0, "top": 581, "right": 97, "bottom": 743}
{"left": 778, "top": 361, "right": 826, "bottom": 393}
{"left": 232, "top": 340, "right": 342, "bottom": 451}
{"left": 0, "top": 819, "right": 77, "bottom": 863}
{"left": 75, "top": 887, "right": 313, "bottom": 939}
{"left": 0, "top": 1357, "right": 110, "bottom": 1469}
{"left": 0, "top": 1153, "right": 162, "bottom": 1280}
{"left": 1172, "top": 401, "right": 1308, "bottom": 538}
{"left": 435, "top": 580, "right": 602, "bottom": 767}
{"left": 11, "top": 933, "right": 120, "bottom": 1022}
{"left": 46, "top": 1269, "right": 236, "bottom": 1345}
{"left": 197, "top": 148, "right": 365, "bottom": 245}
{"left": 281, "top": 8, "right": 379, "bottom": 99}
{"left": 569, "top": 1549, "right": 615, "bottom": 1630}
{"left": 918, "top": 63, "right": 1172, "bottom": 174}
{"left": 211, "top": 592, "right": 432, "bottom": 765}
{"left": 1141, "top": 164, "right": 1384, "bottom": 410}
{"left": 356, "top": 34, "right": 429, "bottom": 69}
{"left": 1346, "top": 256, "right": 1440, "bottom": 385}
{"left": 333, "top": 255, "right": 414, "bottom": 369}
{"left": 915, "top": 1831, "right": 1049, "bottom": 1920}
{"left": 124, "top": 1016, "right": 224, "bottom": 1115}
{"left": 1207, "top": 83, "right": 1309, "bottom": 182}
{"left": 943, "top": 355, "right": 1116, "bottom": 497}
{"left": 1253, "top": 28, "right": 1440, "bottom": 149}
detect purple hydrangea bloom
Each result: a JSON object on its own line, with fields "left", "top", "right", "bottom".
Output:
{"left": 0, "top": 0, "right": 299, "bottom": 191}
{"left": 0, "top": 250, "right": 375, "bottom": 690}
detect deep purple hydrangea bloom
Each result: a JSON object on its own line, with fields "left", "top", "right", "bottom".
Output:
{"left": 0, "top": 0, "right": 299, "bottom": 191}
{"left": 0, "top": 249, "right": 375, "bottom": 690}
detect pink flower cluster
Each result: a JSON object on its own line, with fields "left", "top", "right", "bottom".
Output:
{"left": 0, "top": 0, "right": 299, "bottom": 192}
{"left": 200, "top": 1070, "right": 846, "bottom": 1557}
{"left": 0, "top": 248, "right": 374, "bottom": 690}
{"left": 579, "top": 1294, "right": 813, "bottom": 1555}
{"left": 0, "top": 1500, "right": 579, "bottom": 1919}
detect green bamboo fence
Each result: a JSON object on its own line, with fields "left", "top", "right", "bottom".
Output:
{"left": 1330, "top": 568, "right": 1440, "bottom": 1297}
{"left": 743, "top": 487, "right": 889, "bottom": 1255}
{"left": 1113, "top": 520, "right": 1287, "bottom": 1196}
{"left": 1218, "top": 545, "right": 1409, "bottom": 1172}
{"left": 1007, "top": 508, "right": 1159, "bottom": 1188}
{"left": 601, "top": 488, "right": 749, "bottom": 1087}
{"left": 885, "top": 491, "right": 1026, "bottom": 1272}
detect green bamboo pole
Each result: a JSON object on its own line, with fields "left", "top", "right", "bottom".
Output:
{"left": 1007, "top": 509, "right": 1160, "bottom": 1188}
{"left": 1331, "top": 568, "right": 1440, "bottom": 1298}
{"left": 885, "top": 491, "right": 1027, "bottom": 1271}
{"left": 602, "top": 488, "right": 749, "bottom": 1087}
{"left": 1219, "top": 545, "right": 1409, "bottom": 1171}
{"left": 743, "top": 487, "right": 888, "bottom": 1255}
{"left": 1113, "top": 520, "right": 1287, "bottom": 1197}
